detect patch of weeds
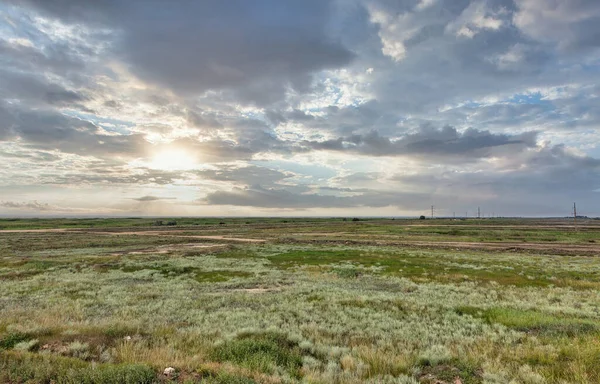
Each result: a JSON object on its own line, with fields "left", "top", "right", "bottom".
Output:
{"left": 266, "top": 249, "right": 365, "bottom": 269}
{"left": 0, "top": 350, "right": 156, "bottom": 384}
{"left": 120, "top": 265, "right": 148, "bottom": 273}
{"left": 419, "top": 358, "right": 482, "bottom": 384}
{"left": 305, "top": 294, "right": 324, "bottom": 302}
{"left": 195, "top": 270, "right": 252, "bottom": 283}
{"left": 332, "top": 266, "right": 362, "bottom": 278}
{"left": 213, "top": 248, "right": 258, "bottom": 259}
{"left": 155, "top": 265, "right": 198, "bottom": 277}
{"left": 417, "top": 345, "right": 452, "bottom": 367}
{"left": 339, "top": 298, "right": 407, "bottom": 312}
{"left": 66, "top": 341, "right": 91, "bottom": 360}
{"left": 103, "top": 324, "right": 142, "bottom": 339}
{"left": 0, "top": 269, "right": 44, "bottom": 280}
{"left": 0, "top": 332, "right": 32, "bottom": 350}
{"left": 209, "top": 332, "right": 307, "bottom": 377}
{"left": 201, "top": 373, "right": 258, "bottom": 384}
{"left": 456, "top": 306, "right": 600, "bottom": 337}
{"left": 13, "top": 339, "right": 39, "bottom": 352}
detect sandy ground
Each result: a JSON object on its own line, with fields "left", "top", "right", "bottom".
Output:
{"left": 94, "top": 231, "right": 267, "bottom": 243}
{"left": 109, "top": 243, "right": 227, "bottom": 256}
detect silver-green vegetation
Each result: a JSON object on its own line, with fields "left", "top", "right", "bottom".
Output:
{"left": 1, "top": 218, "right": 600, "bottom": 383}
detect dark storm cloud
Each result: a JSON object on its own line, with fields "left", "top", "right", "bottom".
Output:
{"left": 514, "top": 0, "right": 600, "bottom": 50}
{"left": 15, "top": 0, "right": 354, "bottom": 103}
{"left": 0, "top": 102, "right": 148, "bottom": 158}
{"left": 204, "top": 184, "right": 425, "bottom": 209}
{"left": 273, "top": 101, "right": 396, "bottom": 137}
{"left": 0, "top": 105, "right": 13, "bottom": 141}
{"left": 390, "top": 144, "right": 600, "bottom": 215}
{"left": 0, "top": 68, "right": 87, "bottom": 107}
{"left": 303, "top": 126, "right": 537, "bottom": 158}
{"left": 131, "top": 196, "right": 177, "bottom": 202}
{"left": 443, "top": 103, "right": 559, "bottom": 128}
{"left": 186, "top": 110, "right": 222, "bottom": 131}
{"left": 195, "top": 166, "right": 291, "bottom": 187}
{"left": 0, "top": 38, "right": 85, "bottom": 75}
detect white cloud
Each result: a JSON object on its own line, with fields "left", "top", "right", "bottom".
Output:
{"left": 446, "top": 1, "right": 504, "bottom": 38}
{"left": 367, "top": 4, "right": 420, "bottom": 62}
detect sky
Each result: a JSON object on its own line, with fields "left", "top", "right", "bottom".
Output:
{"left": 1, "top": 0, "right": 600, "bottom": 217}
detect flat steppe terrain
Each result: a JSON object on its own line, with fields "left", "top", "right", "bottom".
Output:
{"left": 1, "top": 217, "right": 600, "bottom": 383}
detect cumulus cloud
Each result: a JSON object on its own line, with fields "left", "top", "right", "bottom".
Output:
{"left": 303, "top": 125, "right": 537, "bottom": 158}
{"left": 15, "top": 0, "right": 354, "bottom": 103}
{"left": 446, "top": 1, "right": 505, "bottom": 38}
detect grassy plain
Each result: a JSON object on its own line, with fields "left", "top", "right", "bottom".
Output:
{"left": 1, "top": 217, "right": 600, "bottom": 383}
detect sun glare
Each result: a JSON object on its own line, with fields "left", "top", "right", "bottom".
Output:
{"left": 149, "top": 149, "right": 197, "bottom": 171}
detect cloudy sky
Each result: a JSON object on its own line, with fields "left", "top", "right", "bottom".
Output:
{"left": 1, "top": 0, "right": 599, "bottom": 217}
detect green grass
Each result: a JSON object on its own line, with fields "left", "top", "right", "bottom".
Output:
{"left": 0, "top": 332, "right": 32, "bottom": 350}
{"left": 456, "top": 307, "right": 600, "bottom": 337}
{"left": 2, "top": 218, "right": 600, "bottom": 383}
{"left": 259, "top": 246, "right": 600, "bottom": 288}
{"left": 195, "top": 270, "right": 253, "bottom": 283}
{"left": 202, "top": 374, "right": 257, "bottom": 384}
{"left": 0, "top": 351, "right": 155, "bottom": 384}
{"left": 210, "top": 332, "right": 306, "bottom": 377}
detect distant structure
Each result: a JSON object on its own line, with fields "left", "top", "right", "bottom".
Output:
{"left": 477, "top": 207, "right": 481, "bottom": 219}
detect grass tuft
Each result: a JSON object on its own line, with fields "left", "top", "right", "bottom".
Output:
{"left": 209, "top": 332, "right": 306, "bottom": 377}
{"left": 0, "top": 350, "right": 156, "bottom": 384}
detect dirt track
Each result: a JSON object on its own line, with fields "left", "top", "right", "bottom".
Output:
{"left": 95, "top": 231, "right": 266, "bottom": 243}
{"left": 2, "top": 227, "right": 599, "bottom": 255}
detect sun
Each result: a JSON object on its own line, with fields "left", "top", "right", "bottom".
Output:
{"left": 149, "top": 149, "right": 197, "bottom": 171}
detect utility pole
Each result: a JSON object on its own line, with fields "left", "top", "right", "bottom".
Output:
{"left": 477, "top": 207, "right": 481, "bottom": 219}
{"left": 453, "top": 212, "right": 456, "bottom": 219}
{"left": 574, "top": 202, "right": 577, "bottom": 228}
{"left": 431, "top": 205, "right": 434, "bottom": 219}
